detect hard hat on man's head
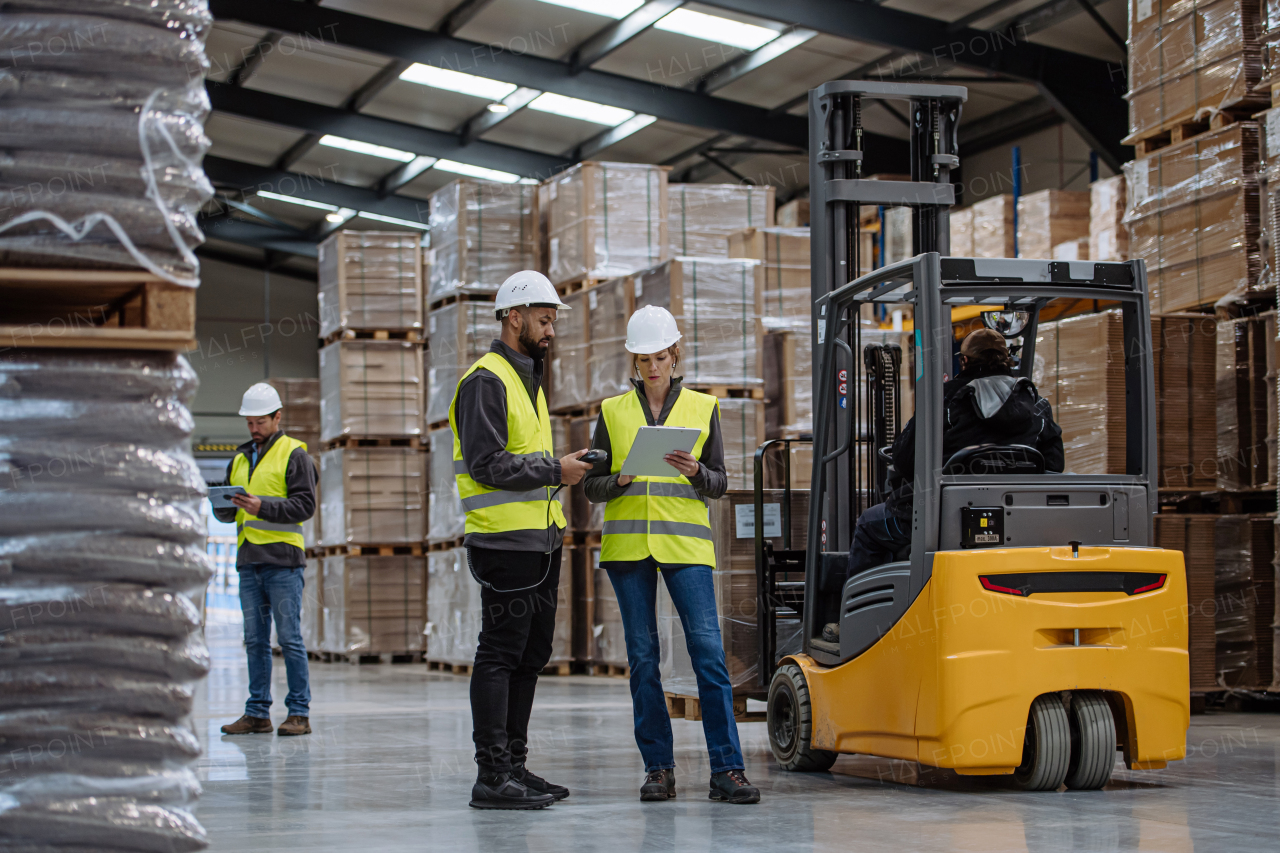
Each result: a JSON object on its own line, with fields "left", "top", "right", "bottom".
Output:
{"left": 494, "top": 270, "right": 571, "bottom": 315}
{"left": 960, "top": 327, "right": 1008, "bottom": 358}
{"left": 625, "top": 305, "right": 682, "bottom": 354}
{"left": 239, "top": 382, "right": 283, "bottom": 417}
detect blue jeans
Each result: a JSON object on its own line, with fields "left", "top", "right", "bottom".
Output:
{"left": 239, "top": 564, "right": 310, "bottom": 718}
{"left": 849, "top": 501, "right": 911, "bottom": 576}
{"left": 605, "top": 564, "right": 744, "bottom": 775}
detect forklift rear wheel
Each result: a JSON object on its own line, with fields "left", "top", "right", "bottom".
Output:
{"left": 768, "top": 664, "right": 838, "bottom": 772}
{"left": 1013, "top": 694, "right": 1071, "bottom": 791}
{"left": 1064, "top": 691, "right": 1117, "bottom": 790}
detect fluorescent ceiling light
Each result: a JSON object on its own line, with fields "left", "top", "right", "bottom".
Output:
{"left": 655, "top": 9, "right": 779, "bottom": 50}
{"left": 534, "top": 0, "right": 645, "bottom": 18}
{"left": 487, "top": 103, "right": 509, "bottom": 113}
{"left": 255, "top": 191, "right": 337, "bottom": 211}
{"left": 399, "top": 63, "right": 517, "bottom": 100}
{"left": 357, "top": 211, "right": 429, "bottom": 230}
{"left": 325, "top": 208, "right": 356, "bottom": 224}
{"left": 608, "top": 113, "right": 657, "bottom": 142}
{"left": 432, "top": 159, "right": 521, "bottom": 184}
{"left": 528, "top": 92, "right": 634, "bottom": 126}
{"left": 318, "top": 134, "right": 415, "bottom": 162}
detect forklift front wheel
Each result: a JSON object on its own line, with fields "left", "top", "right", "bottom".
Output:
{"left": 1013, "top": 693, "right": 1071, "bottom": 791}
{"left": 768, "top": 664, "right": 838, "bottom": 772}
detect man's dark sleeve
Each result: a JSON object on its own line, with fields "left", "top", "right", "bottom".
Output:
{"left": 688, "top": 406, "right": 727, "bottom": 500}
{"left": 255, "top": 448, "right": 318, "bottom": 524}
{"left": 583, "top": 412, "right": 626, "bottom": 503}
{"left": 211, "top": 457, "right": 237, "bottom": 523}
{"left": 456, "top": 371, "right": 562, "bottom": 490}
{"left": 1036, "top": 398, "right": 1066, "bottom": 473}
{"left": 890, "top": 417, "right": 916, "bottom": 480}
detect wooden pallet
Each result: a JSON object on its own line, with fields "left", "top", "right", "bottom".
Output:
{"left": 686, "top": 384, "right": 765, "bottom": 400}
{"left": 427, "top": 537, "right": 465, "bottom": 552}
{"left": 427, "top": 660, "right": 473, "bottom": 675}
{"left": 555, "top": 275, "right": 609, "bottom": 296}
{"left": 590, "top": 663, "right": 630, "bottom": 678}
{"left": 1129, "top": 110, "right": 1248, "bottom": 159}
{"left": 324, "top": 435, "right": 424, "bottom": 451}
{"left": 426, "top": 419, "right": 452, "bottom": 434}
{"left": 427, "top": 291, "right": 496, "bottom": 312}
{"left": 548, "top": 401, "right": 603, "bottom": 419}
{"left": 319, "top": 543, "right": 425, "bottom": 557}
{"left": 308, "top": 650, "right": 424, "bottom": 664}
{"left": 541, "top": 662, "right": 572, "bottom": 676}
{"left": 322, "top": 327, "right": 423, "bottom": 345}
{"left": 665, "top": 692, "right": 765, "bottom": 723}
{"left": 0, "top": 268, "right": 196, "bottom": 351}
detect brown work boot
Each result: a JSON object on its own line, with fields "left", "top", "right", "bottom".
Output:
{"left": 221, "top": 715, "right": 273, "bottom": 735}
{"left": 277, "top": 715, "right": 311, "bottom": 736}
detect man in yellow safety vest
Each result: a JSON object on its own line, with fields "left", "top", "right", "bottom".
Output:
{"left": 214, "top": 382, "right": 318, "bottom": 738}
{"left": 450, "top": 270, "right": 593, "bottom": 810}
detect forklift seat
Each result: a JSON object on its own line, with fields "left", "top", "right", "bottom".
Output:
{"left": 943, "top": 444, "right": 1045, "bottom": 476}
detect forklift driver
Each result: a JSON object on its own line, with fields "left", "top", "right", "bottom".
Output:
{"left": 825, "top": 328, "right": 1064, "bottom": 643}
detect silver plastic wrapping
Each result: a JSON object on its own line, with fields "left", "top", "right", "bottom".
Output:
{"left": 317, "top": 232, "right": 423, "bottom": 339}
{"left": 427, "top": 426, "right": 465, "bottom": 544}
{"left": 548, "top": 287, "right": 589, "bottom": 412}
{"left": 425, "top": 301, "right": 501, "bottom": 426}
{"left": 546, "top": 161, "right": 667, "bottom": 285}
{"left": 425, "top": 547, "right": 480, "bottom": 666}
{"left": 0, "top": 1, "right": 214, "bottom": 285}
{"left": 320, "top": 555, "right": 425, "bottom": 655}
{"left": 427, "top": 179, "right": 537, "bottom": 303}
{"left": 302, "top": 557, "right": 323, "bottom": 652}
{"left": 318, "top": 339, "right": 423, "bottom": 442}
{"left": 668, "top": 183, "right": 773, "bottom": 258}
{"left": 318, "top": 447, "right": 425, "bottom": 546}
{"left": 0, "top": 348, "right": 210, "bottom": 851}
{"left": 1213, "top": 516, "right": 1275, "bottom": 688}
{"left": 727, "top": 227, "right": 809, "bottom": 332}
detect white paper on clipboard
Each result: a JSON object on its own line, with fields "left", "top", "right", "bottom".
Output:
{"left": 620, "top": 426, "right": 701, "bottom": 477}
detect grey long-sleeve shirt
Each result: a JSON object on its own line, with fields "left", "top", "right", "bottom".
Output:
{"left": 212, "top": 430, "right": 317, "bottom": 569}
{"left": 583, "top": 378, "right": 727, "bottom": 571}
{"left": 454, "top": 339, "right": 565, "bottom": 552}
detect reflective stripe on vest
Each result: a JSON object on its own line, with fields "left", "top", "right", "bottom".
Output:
{"left": 600, "top": 388, "right": 718, "bottom": 567}
{"left": 448, "top": 352, "right": 567, "bottom": 537}
{"left": 229, "top": 434, "right": 307, "bottom": 551}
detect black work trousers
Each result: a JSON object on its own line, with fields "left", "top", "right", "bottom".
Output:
{"left": 467, "top": 544, "right": 562, "bottom": 774}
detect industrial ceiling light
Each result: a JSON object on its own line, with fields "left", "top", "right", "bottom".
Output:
{"left": 487, "top": 103, "right": 510, "bottom": 113}
{"left": 654, "top": 8, "right": 780, "bottom": 50}
{"left": 399, "top": 63, "right": 518, "bottom": 100}
{"left": 432, "top": 159, "right": 522, "bottom": 183}
{"left": 255, "top": 191, "right": 337, "bottom": 211}
{"left": 357, "top": 212, "right": 429, "bottom": 230}
{"left": 534, "top": 0, "right": 645, "bottom": 18}
{"left": 318, "top": 135, "right": 416, "bottom": 162}
{"left": 528, "top": 92, "right": 635, "bottom": 126}
{"left": 324, "top": 210, "right": 354, "bottom": 223}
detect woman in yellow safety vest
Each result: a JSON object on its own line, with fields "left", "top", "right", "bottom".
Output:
{"left": 583, "top": 305, "right": 760, "bottom": 805}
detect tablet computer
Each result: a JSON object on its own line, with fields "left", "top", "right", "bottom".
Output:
{"left": 620, "top": 426, "right": 702, "bottom": 477}
{"left": 208, "top": 485, "right": 248, "bottom": 508}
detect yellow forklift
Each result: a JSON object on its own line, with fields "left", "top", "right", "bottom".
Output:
{"left": 753, "top": 81, "right": 1188, "bottom": 790}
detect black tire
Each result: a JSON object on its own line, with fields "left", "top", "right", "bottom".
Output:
{"left": 1013, "top": 693, "right": 1071, "bottom": 791}
{"left": 1065, "top": 691, "right": 1117, "bottom": 790}
{"left": 767, "top": 663, "right": 838, "bottom": 772}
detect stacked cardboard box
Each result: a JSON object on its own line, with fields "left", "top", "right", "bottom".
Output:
{"left": 1017, "top": 190, "right": 1090, "bottom": 260}
{"left": 569, "top": 415, "right": 604, "bottom": 533}
{"left": 669, "top": 183, "right": 774, "bottom": 258}
{"left": 425, "top": 547, "right": 480, "bottom": 667}
{"left": 427, "top": 179, "right": 538, "bottom": 305}
{"left": 425, "top": 301, "right": 502, "bottom": 426}
{"left": 318, "top": 447, "right": 426, "bottom": 545}
{"left": 319, "top": 340, "right": 424, "bottom": 442}
{"left": 589, "top": 546, "right": 629, "bottom": 668}
{"left": 587, "top": 275, "right": 635, "bottom": 403}
{"left": 1035, "top": 311, "right": 1127, "bottom": 475}
{"left": 949, "top": 206, "right": 975, "bottom": 257}
{"left": 303, "top": 557, "right": 324, "bottom": 651}
{"left": 1217, "top": 313, "right": 1278, "bottom": 489}
{"left": 1090, "top": 174, "right": 1129, "bottom": 261}
{"left": 321, "top": 555, "right": 426, "bottom": 655}
{"left": 427, "top": 426, "right": 466, "bottom": 544}
{"left": 1124, "top": 122, "right": 1263, "bottom": 312}
{"left": 318, "top": 232, "right": 423, "bottom": 340}
{"left": 1153, "top": 513, "right": 1218, "bottom": 692}
{"left": 548, "top": 288, "right": 591, "bottom": 412}
{"left": 267, "top": 377, "right": 321, "bottom": 457}
{"left": 776, "top": 198, "right": 809, "bottom": 228}
{"left": 720, "top": 399, "right": 765, "bottom": 490}
{"left": 1126, "top": 0, "right": 1266, "bottom": 140}
{"left": 1154, "top": 314, "right": 1218, "bottom": 488}
{"left": 545, "top": 161, "right": 669, "bottom": 286}
{"left": 1052, "top": 239, "right": 1089, "bottom": 260}
{"left": 728, "top": 227, "right": 809, "bottom": 331}
{"left": 971, "top": 194, "right": 1016, "bottom": 258}
{"left": 1214, "top": 516, "right": 1276, "bottom": 687}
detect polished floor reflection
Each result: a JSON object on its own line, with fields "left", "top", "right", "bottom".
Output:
{"left": 195, "top": 627, "right": 1279, "bottom": 852}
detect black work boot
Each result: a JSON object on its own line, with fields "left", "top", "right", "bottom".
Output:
{"left": 511, "top": 764, "right": 569, "bottom": 801}
{"left": 822, "top": 622, "right": 840, "bottom": 643}
{"left": 640, "top": 768, "right": 676, "bottom": 801}
{"left": 709, "top": 770, "right": 761, "bottom": 804}
{"left": 469, "top": 771, "right": 556, "bottom": 810}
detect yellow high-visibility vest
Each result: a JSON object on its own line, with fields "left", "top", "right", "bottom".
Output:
{"left": 449, "top": 352, "right": 567, "bottom": 537}
{"left": 600, "top": 388, "right": 717, "bottom": 567}
{"left": 230, "top": 434, "right": 307, "bottom": 551}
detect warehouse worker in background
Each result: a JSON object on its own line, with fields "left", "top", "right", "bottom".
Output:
{"left": 451, "top": 270, "right": 593, "bottom": 811}
{"left": 215, "top": 382, "right": 318, "bottom": 737}
{"left": 583, "top": 306, "right": 761, "bottom": 805}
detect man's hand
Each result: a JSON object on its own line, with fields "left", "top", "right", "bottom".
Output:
{"left": 664, "top": 450, "right": 700, "bottom": 478}
{"left": 230, "top": 492, "right": 263, "bottom": 515}
{"left": 559, "top": 449, "right": 593, "bottom": 485}
{"left": 617, "top": 474, "right": 634, "bottom": 487}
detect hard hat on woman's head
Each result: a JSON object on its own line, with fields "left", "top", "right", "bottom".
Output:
{"left": 494, "top": 270, "right": 571, "bottom": 315}
{"left": 625, "top": 305, "right": 682, "bottom": 354}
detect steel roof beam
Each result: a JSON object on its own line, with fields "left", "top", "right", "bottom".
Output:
{"left": 570, "top": 0, "right": 684, "bottom": 72}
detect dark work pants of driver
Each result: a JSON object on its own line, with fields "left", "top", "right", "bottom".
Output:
{"left": 468, "top": 544, "right": 562, "bottom": 774}
{"left": 848, "top": 502, "right": 911, "bottom": 577}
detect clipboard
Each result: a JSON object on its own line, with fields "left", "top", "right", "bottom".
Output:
{"left": 620, "top": 426, "right": 701, "bottom": 477}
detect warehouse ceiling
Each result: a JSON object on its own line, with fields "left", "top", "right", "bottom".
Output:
{"left": 198, "top": 0, "right": 1128, "bottom": 279}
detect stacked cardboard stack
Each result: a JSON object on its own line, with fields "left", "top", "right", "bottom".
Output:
{"left": 267, "top": 377, "right": 321, "bottom": 458}
{"left": 319, "top": 340, "right": 424, "bottom": 442}
{"left": 720, "top": 399, "right": 766, "bottom": 490}
{"left": 1017, "top": 189, "right": 1090, "bottom": 259}
{"left": 321, "top": 555, "right": 426, "bottom": 656}
{"left": 972, "top": 194, "right": 1016, "bottom": 258}
{"left": 303, "top": 558, "right": 323, "bottom": 651}
{"left": 1216, "top": 313, "right": 1278, "bottom": 489}
{"left": 425, "top": 301, "right": 502, "bottom": 426}
{"left": 1090, "top": 175, "right": 1129, "bottom": 261}
{"left": 545, "top": 161, "right": 669, "bottom": 286}
{"left": 425, "top": 548, "right": 480, "bottom": 667}
{"left": 669, "top": 184, "right": 774, "bottom": 257}
{"left": 427, "top": 426, "right": 466, "bottom": 545}
{"left": 1125, "top": 122, "right": 1263, "bottom": 312}
{"left": 776, "top": 198, "right": 809, "bottom": 228}
{"left": 728, "top": 227, "right": 810, "bottom": 331}
{"left": 950, "top": 206, "right": 974, "bottom": 256}
{"left": 318, "top": 232, "right": 423, "bottom": 340}
{"left": 1214, "top": 516, "right": 1276, "bottom": 687}
{"left": 1154, "top": 315, "right": 1218, "bottom": 488}
{"left": 548, "top": 288, "right": 591, "bottom": 412}
{"left": 586, "top": 275, "right": 636, "bottom": 403}
{"left": 1154, "top": 514, "right": 1219, "bottom": 692}
{"left": 1052, "top": 239, "right": 1089, "bottom": 260}
{"left": 427, "top": 179, "right": 538, "bottom": 305}
{"left": 1035, "top": 311, "right": 1127, "bottom": 474}
{"left": 319, "top": 448, "right": 426, "bottom": 545}
{"left": 588, "top": 546, "right": 629, "bottom": 668}
{"left": 569, "top": 415, "right": 604, "bottom": 534}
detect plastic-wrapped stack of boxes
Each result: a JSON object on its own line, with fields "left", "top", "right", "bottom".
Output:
{"left": 1089, "top": 174, "right": 1129, "bottom": 262}
{"left": 427, "top": 179, "right": 538, "bottom": 305}
{"left": 1018, "top": 189, "right": 1090, "bottom": 259}
{"left": 318, "top": 232, "right": 423, "bottom": 341}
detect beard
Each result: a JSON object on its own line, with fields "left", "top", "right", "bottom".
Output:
{"left": 519, "top": 324, "right": 548, "bottom": 360}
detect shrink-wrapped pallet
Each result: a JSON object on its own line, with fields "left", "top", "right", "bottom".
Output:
{"left": 1035, "top": 311, "right": 1127, "bottom": 475}
{"left": 1016, "top": 190, "right": 1089, "bottom": 260}
{"left": 322, "top": 555, "right": 425, "bottom": 655}
{"left": 1214, "top": 516, "right": 1275, "bottom": 687}
{"left": 587, "top": 275, "right": 634, "bottom": 402}
{"left": 319, "top": 448, "right": 426, "bottom": 546}
{"left": 669, "top": 183, "right": 773, "bottom": 258}
{"left": 590, "top": 548, "right": 628, "bottom": 667}
{"left": 545, "top": 161, "right": 668, "bottom": 285}
{"left": 1125, "top": 122, "right": 1262, "bottom": 311}
{"left": 569, "top": 415, "right": 604, "bottom": 533}
{"left": 1216, "top": 314, "right": 1277, "bottom": 489}
{"left": 425, "top": 301, "right": 501, "bottom": 426}
{"left": 776, "top": 198, "right": 809, "bottom": 228}
{"left": 319, "top": 340, "right": 424, "bottom": 442}
{"left": 0, "top": 1, "right": 214, "bottom": 285}
{"left": 428, "top": 426, "right": 465, "bottom": 543}
{"left": 971, "top": 194, "right": 1016, "bottom": 258}
{"left": 1154, "top": 514, "right": 1217, "bottom": 691}
{"left": 548, "top": 288, "right": 590, "bottom": 412}
{"left": 1052, "top": 238, "right": 1089, "bottom": 260}
{"left": 425, "top": 547, "right": 480, "bottom": 666}
{"left": 728, "top": 227, "right": 810, "bottom": 331}
{"left": 427, "top": 179, "right": 537, "bottom": 304}
{"left": 950, "top": 206, "right": 974, "bottom": 257}
{"left": 318, "top": 232, "right": 423, "bottom": 338}
{"left": 303, "top": 557, "right": 324, "bottom": 652}
{"left": 763, "top": 330, "right": 814, "bottom": 438}
{"left": 0, "top": 349, "right": 211, "bottom": 851}
{"left": 719, "top": 398, "right": 764, "bottom": 490}
{"left": 267, "top": 377, "right": 321, "bottom": 457}
{"left": 1153, "top": 314, "right": 1219, "bottom": 488}
{"left": 1090, "top": 174, "right": 1129, "bottom": 261}
{"left": 632, "top": 258, "right": 763, "bottom": 387}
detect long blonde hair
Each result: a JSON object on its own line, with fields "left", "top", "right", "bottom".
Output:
{"left": 632, "top": 343, "right": 680, "bottom": 378}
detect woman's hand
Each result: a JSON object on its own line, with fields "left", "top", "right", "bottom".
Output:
{"left": 616, "top": 474, "right": 634, "bottom": 487}
{"left": 664, "top": 450, "right": 700, "bottom": 478}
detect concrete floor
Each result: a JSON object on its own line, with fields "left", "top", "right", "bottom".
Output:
{"left": 196, "top": 627, "right": 1280, "bottom": 852}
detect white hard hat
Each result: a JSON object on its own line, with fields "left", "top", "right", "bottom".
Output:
{"left": 625, "top": 305, "right": 682, "bottom": 354}
{"left": 494, "top": 270, "right": 570, "bottom": 314}
{"left": 239, "top": 382, "right": 283, "bottom": 417}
